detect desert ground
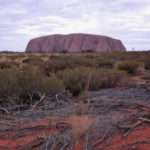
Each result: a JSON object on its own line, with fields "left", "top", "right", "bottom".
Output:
{"left": 0, "top": 51, "right": 149, "bottom": 150}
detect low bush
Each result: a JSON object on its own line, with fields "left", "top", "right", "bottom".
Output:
{"left": 59, "top": 68, "right": 87, "bottom": 96}
{"left": 22, "top": 56, "right": 44, "bottom": 66}
{"left": 144, "top": 59, "right": 150, "bottom": 70}
{"left": 44, "top": 56, "right": 96, "bottom": 75}
{"left": 0, "top": 69, "right": 19, "bottom": 107}
{"left": 0, "top": 60, "right": 19, "bottom": 69}
{"left": 58, "top": 67, "right": 126, "bottom": 96}
{"left": 0, "top": 67, "right": 64, "bottom": 106}
{"left": 116, "top": 61, "right": 140, "bottom": 74}
{"left": 17, "top": 66, "right": 64, "bottom": 104}
{"left": 45, "top": 58, "right": 73, "bottom": 73}
{"left": 0, "top": 61, "right": 12, "bottom": 69}
{"left": 96, "top": 58, "right": 115, "bottom": 68}
{"left": 88, "top": 69, "right": 126, "bottom": 91}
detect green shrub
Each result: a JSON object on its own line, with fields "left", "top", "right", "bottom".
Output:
{"left": 96, "top": 58, "right": 114, "bottom": 68}
{"left": 0, "top": 66, "right": 64, "bottom": 106}
{"left": 58, "top": 67, "right": 126, "bottom": 95}
{"left": 22, "top": 56, "right": 44, "bottom": 66}
{"left": 0, "top": 69, "right": 19, "bottom": 107}
{"left": 116, "top": 61, "right": 140, "bottom": 74}
{"left": 88, "top": 69, "right": 126, "bottom": 91}
{"left": 17, "top": 66, "right": 64, "bottom": 104}
{"left": 60, "top": 68, "right": 86, "bottom": 96}
{"left": 144, "top": 59, "right": 150, "bottom": 70}
{"left": 44, "top": 56, "right": 96, "bottom": 75}
{"left": 45, "top": 58, "right": 73, "bottom": 73}
{"left": 0, "top": 59, "right": 20, "bottom": 70}
{"left": 0, "top": 61, "right": 12, "bottom": 69}
{"left": 70, "top": 56, "right": 96, "bottom": 67}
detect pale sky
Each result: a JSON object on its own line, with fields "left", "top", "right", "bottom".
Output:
{"left": 0, "top": 0, "right": 150, "bottom": 51}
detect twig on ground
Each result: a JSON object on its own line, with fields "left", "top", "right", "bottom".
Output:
{"left": 0, "top": 107, "right": 9, "bottom": 114}
{"left": 93, "top": 129, "right": 111, "bottom": 148}
{"left": 138, "top": 117, "right": 150, "bottom": 123}
{"left": 0, "top": 120, "right": 16, "bottom": 127}
{"left": 135, "top": 103, "right": 150, "bottom": 112}
{"left": 117, "top": 120, "right": 143, "bottom": 137}
{"left": 56, "top": 94, "right": 60, "bottom": 104}
{"left": 31, "top": 94, "right": 46, "bottom": 111}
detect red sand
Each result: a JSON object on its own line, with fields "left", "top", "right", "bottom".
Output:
{"left": 94, "top": 125, "right": 150, "bottom": 150}
{"left": 0, "top": 116, "right": 149, "bottom": 150}
{"left": 0, "top": 116, "right": 95, "bottom": 149}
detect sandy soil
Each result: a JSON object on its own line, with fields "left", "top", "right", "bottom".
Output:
{"left": 0, "top": 87, "right": 149, "bottom": 150}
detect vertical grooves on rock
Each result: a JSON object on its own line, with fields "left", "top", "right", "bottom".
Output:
{"left": 26, "top": 33, "right": 126, "bottom": 53}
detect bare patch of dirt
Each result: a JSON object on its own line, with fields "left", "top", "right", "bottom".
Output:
{"left": 0, "top": 87, "right": 149, "bottom": 150}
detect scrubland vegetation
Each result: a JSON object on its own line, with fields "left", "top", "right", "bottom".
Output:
{"left": 0, "top": 51, "right": 149, "bottom": 107}
{"left": 0, "top": 52, "right": 150, "bottom": 150}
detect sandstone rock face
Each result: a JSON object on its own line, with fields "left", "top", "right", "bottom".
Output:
{"left": 26, "top": 33, "right": 126, "bottom": 53}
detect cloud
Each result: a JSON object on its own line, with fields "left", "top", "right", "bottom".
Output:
{"left": 0, "top": 0, "right": 150, "bottom": 51}
{"left": 15, "top": 14, "right": 99, "bottom": 37}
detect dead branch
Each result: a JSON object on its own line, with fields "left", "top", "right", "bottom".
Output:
{"left": 117, "top": 120, "right": 143, "bottom": 137}
{"left": 135, "top": 103, "right": 150, "bottom": 112}
{"left": 93, "top": 129, "right": 111, "bottom": 148}
{"left": 56, "top": 93, "right": 60, "bottom": 104}
{"left": 31, "top": 94, "right": 46, "bottom": 111}
{"left": 0, "top": 107, "right": 9, "bottom": 114}
{"left": 138, "top": 117, "right": 150, "bottom": 123}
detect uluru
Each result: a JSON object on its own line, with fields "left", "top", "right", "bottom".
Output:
{"left": 26, "top": 33, "right": 126, "bottom": 53}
